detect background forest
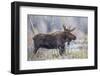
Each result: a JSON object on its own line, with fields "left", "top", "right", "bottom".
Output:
{"left": 27, "top": 15, "right": 88, "bottom": 61}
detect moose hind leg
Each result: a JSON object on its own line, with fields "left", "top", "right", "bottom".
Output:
{"left": 33, "top": 47, "right": 39, "bottom": 54}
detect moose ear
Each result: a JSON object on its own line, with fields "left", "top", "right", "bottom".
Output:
{"left": 63, "top": 25, "right": 67, "bottom": 31}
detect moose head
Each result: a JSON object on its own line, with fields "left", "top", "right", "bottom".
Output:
{"left": 62, "top": 25, "right": 76, "bottom": 45}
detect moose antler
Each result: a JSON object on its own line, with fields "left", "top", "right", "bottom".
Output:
{"left": 63, "top": 24, "right": 75, "bottom": 32}
{"left": 63, "top": 24, "right": 67, "bottom": 31}
{"left": 68, "top": 24, "right": 75, "bottom": 32}
{"left": 69, "top": 27, "right": 76, "bottom": 32}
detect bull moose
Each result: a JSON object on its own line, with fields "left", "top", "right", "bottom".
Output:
{"left": 33, "top": 25, "right": 76, "bottom": 56}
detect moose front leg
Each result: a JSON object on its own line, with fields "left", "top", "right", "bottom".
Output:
{"left": 59, "top": 45, "right": 65, "bottom": 56}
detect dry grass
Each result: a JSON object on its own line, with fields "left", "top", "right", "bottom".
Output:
{"left": 66, "top": 50, "right": 88, "bottom": 59}
{"left": 28, "top": 48, "right": 88, "bottom": 61}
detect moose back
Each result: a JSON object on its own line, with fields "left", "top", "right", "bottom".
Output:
{"left": 33, "top": 25, "right": 76, "bottom": 56}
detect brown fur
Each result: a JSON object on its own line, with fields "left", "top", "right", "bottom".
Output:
{"left": 33, "top": 25, "right": 76, "bottom": 55}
